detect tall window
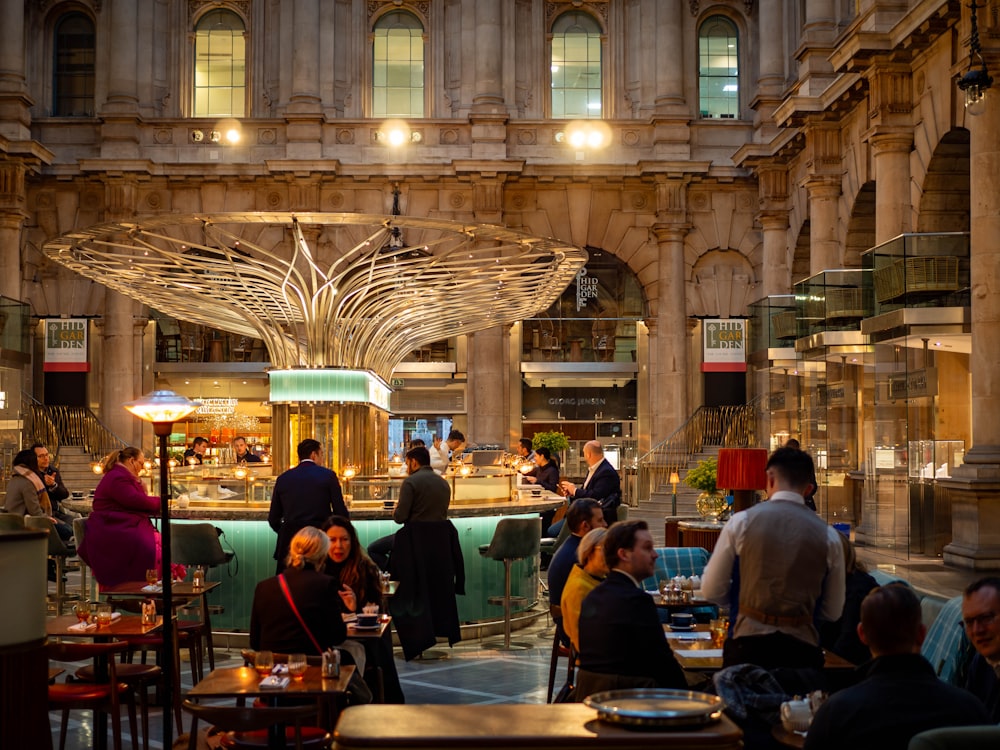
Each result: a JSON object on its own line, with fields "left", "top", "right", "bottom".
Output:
{"left": 193, "top": 9, "right": 246, "bottom": 118}
{"left": 551, "top": 12, "right": 602, "bottom": 119}
{"left": 372, "top": 11, "right": 425, "bottom": 118}
{"left": 698, "top": 16, "right": 739, "bottom": 119}
{"left": 53, "top": 13, "right": 95, "bottom": 117}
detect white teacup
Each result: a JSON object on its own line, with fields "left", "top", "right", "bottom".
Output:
{"left": 780, "top": 699, "right": 813, "bottom": 732}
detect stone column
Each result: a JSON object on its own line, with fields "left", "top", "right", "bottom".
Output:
{"left": 0, "top": 160, "right": 27, "bottom": 301}
{"left": 757, "top": 164, "right": 791, "bottom": 296}
{"left": 941, "top": 52, "right": 1000, "bottom": 569}
{"left": 104, "top": 0, "right": 139, "bottom": 112}
{"left": 468, "top": 326, "right": 507, "bottom": 447}
{"left": 472, "top": 0, "right": 503, "bottom": 110}
{"left": 653, "top": 1, "right": 684, "bottom": 114}
{"left": 871, "top": 131, "right": 913, "bottom": 242}
{"left": 757, "top": 0, "right": 784, "bottom": 97}
{"left": 803, "top": 177, "right": 840, "bottom": 274}
{"left": 0, "top": 0, "right": 30, "bottom": 141}
{"left": 290, "top": 0, "right": 321, "bottom": 109}
{"left": 650, "top": 224, "right": 689, "bottom": 444}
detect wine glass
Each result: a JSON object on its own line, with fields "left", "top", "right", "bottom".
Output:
{"left": 287, "top": 653, "right": 307, "bottom": 681}
{"left": 73, "top": 600, "right": 91, "bottom": 623}
{"left": 145, "top": 568, "right": 159, "bottom": 586}
{"left": 254, "top": 650, "right": 274, "bottom": 677}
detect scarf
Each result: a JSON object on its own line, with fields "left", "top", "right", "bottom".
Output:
{"left": 14, "top": 465, "right": 51, "bottom": 514}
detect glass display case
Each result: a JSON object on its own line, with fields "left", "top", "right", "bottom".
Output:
{"left": 863, "top": 232, "right": 970, "bottom": 316}
{"left": 161, "top": 464, "right": 276, "bottom": 505}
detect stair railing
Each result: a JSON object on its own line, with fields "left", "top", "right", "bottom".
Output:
{"left": 23, "top": 395, "right": 128, "bottom": 463}
{"left": 636, "top": 397, "right": 765, "bottom": 502}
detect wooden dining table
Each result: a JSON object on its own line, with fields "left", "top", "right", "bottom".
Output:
{"left": 47, "top": 614, "right": 163, "bottom": 750}
{"left": 332, "top": 704, "right": 744, "bottom": 749}
{"left": 188, "top": 664, "right": 356, "bottom": 750}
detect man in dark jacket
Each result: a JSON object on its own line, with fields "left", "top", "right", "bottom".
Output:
{"left": 268, "top": 439, "right": 348, "bottom": 573}
{"left": 961, "top": 576, "right": 1000, "bottom": 722}
{"left": 804, "top": 584, "right": 989, "bottom": 750}
{"left": 576, "top": 520, "right": 686, "bottom": 696}
{"left": 559, "top": 440, "right": 621, "bottom": 525}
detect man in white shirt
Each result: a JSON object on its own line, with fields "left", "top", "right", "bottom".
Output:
{"left": 701, "top": 446, "right": 845, "bottom": 669}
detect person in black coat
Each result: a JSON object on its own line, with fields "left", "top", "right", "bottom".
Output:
{"left": 804, "top": 584, "right": 989, "bottom": 750}
{"left": 961, "top": 577, "right": 1000, "bottom": 722}
{"left": 576, "top": 520, "right": 686, "bottom": 697}
{"left": 268, "top": 438, "right": 349, "bottom": 573}
{"left": 523, "top": 446, "right": 560, "bottom": 493}
{"left": 560, "top": 440, "right": 622, "bottom": 525}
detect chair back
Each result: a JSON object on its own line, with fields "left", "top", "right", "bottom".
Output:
{"left": 481, "top": 517, "right": 541, "bottom": 561}
{"left": 24, "top": 515, "right": 70, "bottom": 556}
{"left": 171, "top": 522, "right": 231, "bottom": 566}
{"left": 73, "top": 516, "right": 87, "bottom": 547}
{"left": 642, "top": 546, "right": 710, "bottom": 591}
{"left": 181, "top": 699, "right": 324, "bottom": 750}
{"left": 616, "top": 505, "right": 629, "bottom": 523}
{"left": 0, "top": 512, "right": 25, "bottom": 532}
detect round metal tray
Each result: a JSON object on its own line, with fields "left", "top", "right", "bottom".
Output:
{"left": 584, "top": 688, "right": 725, "bottom": 729}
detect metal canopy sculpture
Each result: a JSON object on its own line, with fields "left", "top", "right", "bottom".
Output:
{"left": 43, "top": 213, "right": 588, "bottom": 380}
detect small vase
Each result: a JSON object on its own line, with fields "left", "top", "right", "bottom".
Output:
{"left": 696, "top": 491, "right": 726, "bottom": 521}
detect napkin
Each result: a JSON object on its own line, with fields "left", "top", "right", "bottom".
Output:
{"left": 141, "top": 584, "right": 162, "bottom": 593}
{"left": 665, "top": 631, "right": 711, "bottom": 640}
{"left": 674, "top": 648, "right": 723, "bottom": 658}
{"left": 110, "top": 612, "right": 122, "bottom": 621}
{"left": 68, "top": 621, "right": 98, "bottom": 632}
{"left": 258, "top": 675, "right": 289, "bottom": 689}
{"left": 341, "top": 613, "right": 357, "bottom": 623}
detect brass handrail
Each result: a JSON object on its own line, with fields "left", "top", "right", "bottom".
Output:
{"left": 24, "top": 395, "right": 128, "bottom": 463}
{"left": 636, "top": 397, "right": 764, "bottom": 502}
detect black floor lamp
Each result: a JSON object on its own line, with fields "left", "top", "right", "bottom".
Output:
{"left": 123, "top": 389, "right": 200, "bottom": 750}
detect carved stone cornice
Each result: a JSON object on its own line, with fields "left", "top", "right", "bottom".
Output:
{"left": 545, "top": 2, "right": 609, "bottom": 27}
{"left": 368, "top": 1, "right": 431, "bottom": 22}
{"left": 866, "top": 65, "right": 912, "bottom": 125}
{"left": 689, "top": 1, "right": 753, "bottom": 15}
{"left": 189, "top": 0, "right": 251, "bottom": 24}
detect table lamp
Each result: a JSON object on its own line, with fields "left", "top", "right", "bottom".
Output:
{"left": 716, "top": 448, "right": 768, "bottom": 513}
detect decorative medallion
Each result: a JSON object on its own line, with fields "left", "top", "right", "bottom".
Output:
{"left": 154, "top": 129, "right": 173, "bottom": 145}
{"left": 258, "top": 128, "right": 277, "bottom": 145}
{"left": 517, "top": 129, "right": 537, "bottom": 145}
{"left": 622, "top": 130, "right": 640, "bottom": 147}
{"left": 336, "top": 128, "right": 355, "bottom": 144}
{"left": 146, "top": 192, "right": 162, "bottom": 209}
{"left": 440, "top": 129, "right": 459, "bottom": 145}
{"left": 449, "top": 192, "right": 466, "bottom": 209}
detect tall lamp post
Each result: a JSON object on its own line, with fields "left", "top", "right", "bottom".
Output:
{"left": 123, "top": 389, "right": 200, "bottom": 750}
{"left": 669, "top": 472, "right": 680, "bottom": 516}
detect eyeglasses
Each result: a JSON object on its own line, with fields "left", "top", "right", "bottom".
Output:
{"left": 962, "top": 611, "right": 998, "bottom": 629}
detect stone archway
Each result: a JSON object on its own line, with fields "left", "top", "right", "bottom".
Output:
{"left": 845, "top": 182, "right": 876, "bottom": 267}
{"left": 917, "top": 129, "right": 970, "bottom": 233}
{"left": 688, "top": 249, "right": 757, "bottom": 318}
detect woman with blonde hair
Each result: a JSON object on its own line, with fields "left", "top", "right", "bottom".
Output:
{"left": 560, "top": 526, "right": 610, "bottom": 653}
{"left": 77, "top": 446, "right": 161, "bottom": 587}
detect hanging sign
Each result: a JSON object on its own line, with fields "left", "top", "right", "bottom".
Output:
{"left": 43, "top": 319, "right": 90, "bottom": 372}
{"left": 701, "top": 319, "right": 746, "bottom": 372}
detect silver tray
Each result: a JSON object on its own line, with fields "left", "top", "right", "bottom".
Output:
{"left": 584, "top": 688, "right": 725, "bottom": 728}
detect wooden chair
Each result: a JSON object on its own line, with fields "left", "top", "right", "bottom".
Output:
{"left": 48, "top": 641, "right": 139, "bottom": 750}
{"left": 546, "top": 604, "right": 576, "bottom": 703}
{"left": 75, "top": 661, "right": 162, "bottom": 750}
{"left": 182, "top": 699, "right": 330, "bottom": 750}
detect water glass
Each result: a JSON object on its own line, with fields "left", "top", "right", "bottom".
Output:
{"left": 254, "top": 650, "right": 274, "bottom": 676}
{"left": 287, "top": 653, "right": 307, "bottom": 681}
{"left": 96, "top": 604, "right": 113, "bottom": 627}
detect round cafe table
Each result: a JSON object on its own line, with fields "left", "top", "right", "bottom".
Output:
{"left": 771, "top": 725, "right": 806, "bottom": 749}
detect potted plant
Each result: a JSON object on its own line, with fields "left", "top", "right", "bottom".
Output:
{"left": 684, "top": 457, "right": 726, "bottom": 521}
{"left": 531, "top": 430, "right": 570, "bottom": 468}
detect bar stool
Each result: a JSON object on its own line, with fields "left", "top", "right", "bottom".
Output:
{"left": 25, "top": 515, "right": 75, "bottom": 614}
{"left": 478, "top": 517, "right": 541, "bottom": 650}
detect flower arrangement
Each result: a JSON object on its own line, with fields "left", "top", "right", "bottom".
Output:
{"left": 684, "top": 458, "right": 718, "bottom": 494}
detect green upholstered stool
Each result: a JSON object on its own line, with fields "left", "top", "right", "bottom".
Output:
{"left": 0, "top": 512, "right": 25, "bottom": 532}
{"left": 478, "top": 517, "right": 541, "bottom": 650}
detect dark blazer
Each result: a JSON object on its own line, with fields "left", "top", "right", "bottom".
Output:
{"left": 577, "top": 570, "right": 686, "bottom": 689}
{"left": 571, "top": 458, "right": 622, "bottom": 524}
{"left": 964, "top": 652, "right": 1000, "bottom": 723}
{"left": 249, "top": 565, "right": 347, "bottom": 654}
{"left": 394, "top": 466, "right": 451, "bottom": 523}
{"left": 269, "top": 460, "right": 349, "bottom": 563}
{"left": 388, "top": 520, "right": 466, "bottom": 660}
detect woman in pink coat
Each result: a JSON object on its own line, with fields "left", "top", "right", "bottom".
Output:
{"left": 78, "top": 446, "right": 161, "bottom": 588}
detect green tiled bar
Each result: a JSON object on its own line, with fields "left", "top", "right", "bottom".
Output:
{"left": 182, "top": 512, "right": 541, "bottom": 632}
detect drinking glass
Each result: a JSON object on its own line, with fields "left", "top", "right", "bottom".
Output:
{"left": 254, "top": 650, "right": 274, "bottom": 676}
{"left": 96, "top": 604, "right": 113, "bottom": 627}
{"left": 73, "top": 600, "right": 91, "bottom": 623}
{"left": 710, "top": 617, "right": 728, "bottom": 647}
{"left": 287, "top": 653, "right": 307, "bottom": 681}
{"left": 145, "top": 569, "right": 159, "bottom": 586}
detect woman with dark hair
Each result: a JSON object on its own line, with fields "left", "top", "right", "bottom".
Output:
{"left": 524, "top": 446, "right": 560, "bottom": 493}
{"left": 321, "top": 515, "right": 405, "bottom": 703}
{"left": 4, "top": 448, "right": 48, "bottom": 518}
{"left": 77, "top": 447, "right": 161, "bottom": 587}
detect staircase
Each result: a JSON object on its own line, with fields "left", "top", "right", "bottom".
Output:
{"left": 54, "top": 445, "right": 102, "bottom": 498}
{"left": 643, "top": 446, "right": 722, "bottom": 518}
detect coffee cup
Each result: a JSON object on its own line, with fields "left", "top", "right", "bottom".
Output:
{"left": 356, "top": 613, "right": 379, "bottom": 627}
{"left": 671, "top": 612, "right": 694, "bottom": 629}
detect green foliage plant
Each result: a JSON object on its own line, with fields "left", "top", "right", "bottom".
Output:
{"left": 684, "top": 457, "right": 718, "bottom": 494}
{"left": 531, "top": 430, "right": 571, "bottom": 454}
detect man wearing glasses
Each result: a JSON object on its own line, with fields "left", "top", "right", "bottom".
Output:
{"left": 962, "top": 577, "right": 1000, "bottom": 722}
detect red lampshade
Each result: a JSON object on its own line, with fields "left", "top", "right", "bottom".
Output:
{"left": 716, "top": 448, "right": 768, "bottom": 490}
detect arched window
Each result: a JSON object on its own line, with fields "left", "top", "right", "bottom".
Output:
{"left": 372, "top": 11, "right": 425, "bottom": 118}
{"left": 551, "top": 12, "right": 602, "bottom": 119}
{"left": 698, "top": 16, "right": 739, "bottom": 119}
{"left": 193, "top": 9, "right": 246, "bottom": 118}
{"left": 53, "top": 13, "right": 95, "bottom": 117}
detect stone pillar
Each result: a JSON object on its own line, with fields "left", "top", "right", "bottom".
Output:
{"left": 0, "top": 212, "right": 23, "bottom": 301}
{"left": 650, "top": 219, "right": 689, "bottom": 445}
{"left": 0, "top": 0, "right": 30, "bottom": 141}
{"left": 290, "top": 0, "right": 321, "bottom": 109}
{"left": 468, "top": 326, "right": 507, "bottom": 447}
{"left": 803, "top": 176, "right": 840, "bottom": 274}
{"left": 757, "top": 164, "right": 791, "bottom": 296}
{"left": 871, "top": 131, "right": 913, "bottom": 242}
{"left": 472, "top": 0, "right": 503, "bottom": 110}
{"left": 653, "top": 1, "right": 684, "bottom": 114}
{"left": 757, "top": 0, "right": 784, "bottom": 97}
{"left": 941, "top": 53, "right": 1000, "bottom": 569}
{"left": 105, "top": 0, "right": 139, "bottom": 112}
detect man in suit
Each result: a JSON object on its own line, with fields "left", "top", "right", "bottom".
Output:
{"left": 961, "top": 577, "right": 1000, "bottom": 722}
{"left": 575, "top": 519, "right": 686, "bottom": 697}
{"left": 559, "top": 440, "right": 622, "bottom": 526}
{"left": 368, "top": 446, "right": 451, "bottom": 570}
{"left": 268, "top": 438, "right": 349, "bottom": 573}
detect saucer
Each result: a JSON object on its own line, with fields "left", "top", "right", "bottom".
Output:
{"left": 351, "top": 623, "right": 381, "bottom": 630}
{"left": 668, "top": 624, "right": 695, "bottom": 632}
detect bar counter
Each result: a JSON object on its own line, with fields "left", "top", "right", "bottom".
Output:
{"left": 65, "top": 493, "right": 563, "bottom": 632}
